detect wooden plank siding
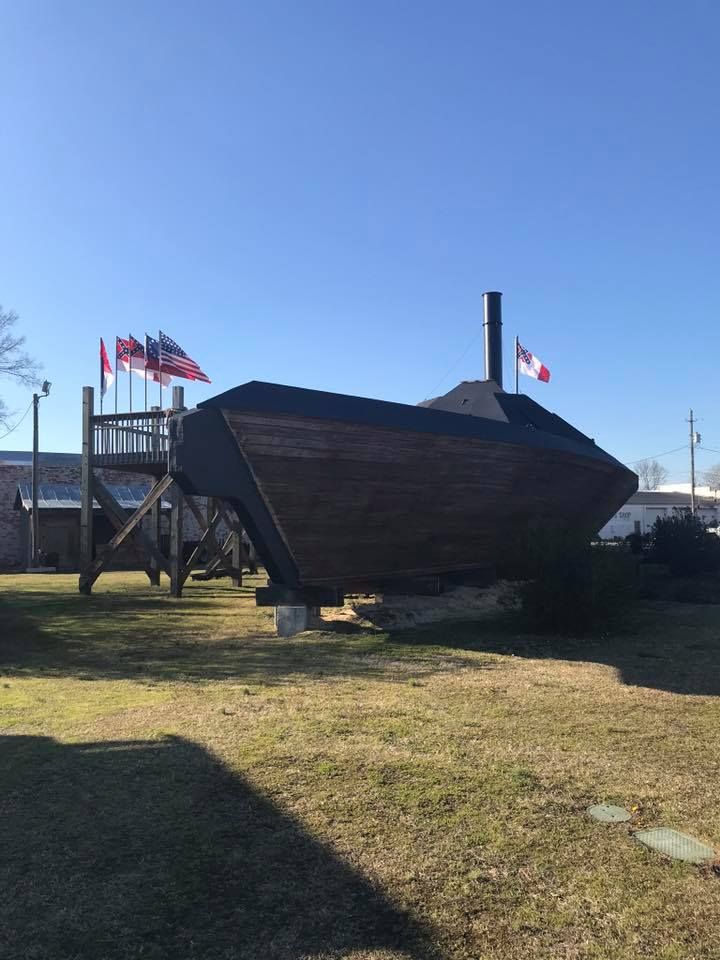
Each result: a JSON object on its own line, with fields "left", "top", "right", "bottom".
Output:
{"left": 223, "top": 411, "right": 635, "bottom": 585}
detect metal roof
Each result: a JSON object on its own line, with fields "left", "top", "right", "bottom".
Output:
{"left": 0, "top": 450, "right": 81, "bottom": 466}
{"left": 14, "top": 483, "right": 171, "bottom": 512}
{"left": 420, "top": 380, "right": 595, "bottom": 446}
{"left": 628, "top": 491, "right": 718, "bottom": 508}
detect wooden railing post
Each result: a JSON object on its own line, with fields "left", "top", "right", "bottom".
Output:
{"left": 79, "top": 386, "right": 94, "bottom": 594}
{"left": 172, "top": 385, "right": 185, "bottom": 410}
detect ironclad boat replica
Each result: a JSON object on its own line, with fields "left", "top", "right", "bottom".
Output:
{"left": 167, "top": 292, "right": 637, "bottom": 603}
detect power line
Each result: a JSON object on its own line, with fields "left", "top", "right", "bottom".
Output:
{"left": 424, "top": 332, "right": 483, "bottom": 400}
{"left": 0, "top": 400, "right": 33, "bottom": 441}
{"left": 624, "top": 445, "right": 687, "bottom": 466}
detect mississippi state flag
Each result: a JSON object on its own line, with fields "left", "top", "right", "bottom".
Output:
{"left": 517, "top": 341, "right": 551, "bottom": 383}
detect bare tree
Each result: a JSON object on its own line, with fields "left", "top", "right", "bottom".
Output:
{"left": 635, "top": 458, "right": 669, "bottom": 491}
{"left": 0, "top": 306, "right": 41, "bottom": 427}
{"left": 703, "top": 463, "right": 720, "bottom": 494}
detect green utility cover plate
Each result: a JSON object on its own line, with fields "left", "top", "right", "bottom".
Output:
{"left": 587, "top": 804, "right": 632, "bottom": 823}
{"left": 634, "top": 828, "right": 715, "bottom": 864}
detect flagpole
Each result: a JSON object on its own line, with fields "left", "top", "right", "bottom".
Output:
{"left": 144, "top": 342, "right": 148, "bottom": 412}
{"left": 514, "top": 335, "right": 519, "bottom": 394}
{"left": 128, "top": 332, "right": 133, "bottom": 412}
{"left": 114, "top": 338, "right": 118, "bottom": 414}
{"left": 158, "top": 330, "right": 163, "bottom": 408}
{"left": 99, "top": 339, "right": 104, "bottom": 416}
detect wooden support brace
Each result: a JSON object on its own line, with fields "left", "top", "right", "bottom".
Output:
{"left": 209, "top": 532, "right": 237, "bottom": 576}
{"left": 204, "top": 532, "right": 239, "bottom": 580}
{"left": 183, "top": 492, "right": 211, "bottom": 532}
{"left": 93, "top": 477, "right": 172, "bottom": 578}
{"left": 92, "top": 479, "right": 163, "bottom": 582}
{"left": 190, "top": 533, "right": 243, "bottom": 582}
{"left": 216, "top": 502, "right": 253, "bottom": 579}
{"left": 179, "top": 508, "right": 222, "bottom": 587}
{"left": 81, "top": 474, "right": 174, "bottom": 592}
{"left": 218, "top": 501, "right": 257, "bottom": 573}
{"left": 183, "top": 495, "right": 237, "bottom": 579}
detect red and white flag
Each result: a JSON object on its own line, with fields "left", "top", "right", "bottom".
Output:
{"left": 100, "top": 338, "right": 114, "bottom": 397}
{"left": 517, "top": 341, "right": 550, "bottom": 383}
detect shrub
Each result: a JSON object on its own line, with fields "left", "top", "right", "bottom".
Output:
{"left": 650, "top": 511, "right": 720, "bottom": 577}
{"left": 519, "top": 528, "right": 638, "bottom": 636}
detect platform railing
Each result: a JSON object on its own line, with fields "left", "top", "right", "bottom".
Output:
{"left": 92, "top": 409, "right": 171, "bottom": 467}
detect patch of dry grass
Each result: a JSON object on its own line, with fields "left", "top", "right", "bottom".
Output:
{"left": 1, "top": 573, "right": 720, "bottom": 959}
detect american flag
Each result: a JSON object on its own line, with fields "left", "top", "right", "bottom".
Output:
{"left": 159, "top": 331, "right": 211, "bottom": 383}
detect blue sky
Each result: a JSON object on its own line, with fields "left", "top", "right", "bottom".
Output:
{"left": 1, "top": 1, "right": 719, "bottom": 483}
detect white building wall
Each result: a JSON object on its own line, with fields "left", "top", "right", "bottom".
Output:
{"left": 599, "top": 501, "right": 719, "bottom": 539}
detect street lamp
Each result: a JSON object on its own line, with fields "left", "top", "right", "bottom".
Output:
{"left": 30, "top": 380, "right": 51, "bottom": 568}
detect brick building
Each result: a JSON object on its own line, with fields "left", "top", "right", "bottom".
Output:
{"left": 0, "top": 451, "right": 203, "bottom": 571}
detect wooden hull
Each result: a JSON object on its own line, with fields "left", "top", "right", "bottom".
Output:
{"left": 171, "top": 381, "right": 637, "bottom": 589}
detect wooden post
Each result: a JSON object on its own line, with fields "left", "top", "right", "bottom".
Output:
{"left": 247, "top": 539, "right": 258, "bottom": 576}
{"left": 231, "top": 531, "right": 242, "bottom": 587}
{"left": 150, "top": 405, "right": 161, "bottom": 459}
{"left": 169, "top": 389, "right": 184, "bottom": 596}
{"left": 79, "top": 386, "right": 94, "bottom": 594}
{"left": 169, "top": 481, "right": 184, "bottom": 597}
{"left": 149, "top": 405, "right": 162, "bottom": 586}
{"left": 206, "top": 497, "right": 214, "bottom": 546}
{"left": 148, "top": 499, "right": 161, "bottom": 585}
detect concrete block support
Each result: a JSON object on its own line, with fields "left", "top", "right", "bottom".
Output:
{"left": 275, "top": 605, "right": 320, "bottom": 637}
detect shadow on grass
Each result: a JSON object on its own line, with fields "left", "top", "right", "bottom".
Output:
{"left": 3, "top": 578, "right": 718, "bottom": 695}
{"left": 0, "top": 582, "right": 475, "bottom": 685}
{"left": 0, "top": 733, "right": 438, "bottom": 960}
{"left": 388, "top": 606, "right": 720, "bottom": 696}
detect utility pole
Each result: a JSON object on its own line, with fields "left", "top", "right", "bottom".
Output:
{"left": 30, "top": 381, "right": 51, "bottom": 569}
{"left": 31, "top": 392, "right": 39, "bottom": 567}
{"left": 688, "top": 409, "right": 701, "bottom": 514}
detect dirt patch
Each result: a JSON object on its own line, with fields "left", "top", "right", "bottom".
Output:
{"left": 320, "top": 582, "right": 519, "bottom": 631}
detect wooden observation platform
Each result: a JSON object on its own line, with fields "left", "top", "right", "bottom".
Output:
{"left": 91, "top": 409, "right": 171, "bottom": 473}
{"left": 79, "top": 385, "right": 255, "bottom": 597}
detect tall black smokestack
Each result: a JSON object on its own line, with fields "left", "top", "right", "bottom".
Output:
{"left": 483, "top": 291, "right": 503, "bottom": 387}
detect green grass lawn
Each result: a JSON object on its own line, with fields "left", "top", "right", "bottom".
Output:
{"left": 2, "top": 572, "right": 720, "bottom": 960}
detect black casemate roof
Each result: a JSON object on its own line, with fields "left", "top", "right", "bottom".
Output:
{"left": 198, "top": 379, "right": 632, "bottom": 474}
